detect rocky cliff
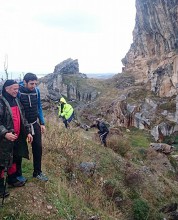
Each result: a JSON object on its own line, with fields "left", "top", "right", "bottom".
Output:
{"left": 85, "top": 0, "right": 178, "bottom": 142}
{"left": 122, "top": 0, "right": 178, "bottom": 97}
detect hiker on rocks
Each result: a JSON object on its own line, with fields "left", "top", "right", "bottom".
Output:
{"left": 17, "top": 73, "right": 48, "bottom": 182}
{"left": 0, "top": 80, "right": 33, "bottom": 198}
{"left": 58, "top": 97, "right": 74, "bottom": 128}
{"left": 90, "top": 118, "right": 109, "bottom": 147}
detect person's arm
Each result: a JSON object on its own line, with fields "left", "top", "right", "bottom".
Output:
{"left": 58, "top": 104, "right": 61, "bottom": 117}
{"left": 0, "top": 101, "right": 8, "bottom": 138}
{"left": 37, "top": 88, "right": 45, "bottom": 125}
{"left": 36, "top": 88, "right": 46, "bottom": 134}
{"left": 0, "top": 100, "right": 22, "bottom": 142}
{"left": 60, "top": 104, "right": 66, "bottom": 117}
{"left": 90, "top": 124, "right": 97, "bottom": 129}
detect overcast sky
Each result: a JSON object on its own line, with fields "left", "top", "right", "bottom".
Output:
{"left": 0, "top": 0, "right": 136, "bottom": 78}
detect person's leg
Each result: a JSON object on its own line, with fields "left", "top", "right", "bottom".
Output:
{"left": 67, "top": 112, "right": 74, "bottom": 123}
{"left": 66, "top": 112, "right": 74, "bottom": 129}
{"left": 7, "top": 163, "right": 25, "bottom": 187}
{"left": 32, "top": 123, "right": 42, "bottom": 177}
{"left": 62, "top": 117, "right": 68, "bottom": 128}
{"left": 99, "top": 132, "right": 108, "bottom": 147}
{"left": 102, "top": 133, "right": 108, "bottom": 147}
{"left": 15, "top": 156, "right": 22, "bottom": 176}
{"left": 13, "top": 142, "right": 21, "bottom": 173}
{"left": 13, "top": 142, "right": 27, "bottom": 182}
{"left": 32, "top": 123, "right": 48, "bottom": 181}
{"left": 8, "top": 141, "right": 26, "bottom": 186}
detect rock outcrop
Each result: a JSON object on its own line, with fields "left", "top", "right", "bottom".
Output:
{"left": 122, "top": 0, "right": 178, "bottom": 97}
{"left": 108, "top": 83, "right": 178, "bottom": 141}
{"left": 38, "top": 58, "right": 98, "bottom": 103}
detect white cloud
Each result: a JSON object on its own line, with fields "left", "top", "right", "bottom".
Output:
{"left": 0, "top": 0, "right": 136, "bottom": 78}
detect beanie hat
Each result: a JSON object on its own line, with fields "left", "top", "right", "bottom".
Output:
{"left": 2, "top": 80, "right": 18, "bottom": 95}
{"left": 3, "top": 80, "right": 18, "bottom": 89}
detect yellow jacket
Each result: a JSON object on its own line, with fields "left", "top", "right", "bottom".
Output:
{"left": 58, "top": 97, "right": 74, "bottom": 120}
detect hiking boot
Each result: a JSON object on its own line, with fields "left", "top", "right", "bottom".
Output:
{"left": 0, "top": 191, "right": 10, "bottom": 198}
{"left": 34, "top": 173, "right": 48, "bottom": 182}
{"left": 16, "top": 175, "right": 28, "bottom": 183}
{"left": 8, "top": 180, "right": 25, "bottom": 187}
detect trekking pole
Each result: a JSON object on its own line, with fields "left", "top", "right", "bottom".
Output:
{"left": 1, "top": 166, "right": 8, "bottom": 206}
{"left": 0, "top": 160, "right": 9, "bottom": 207}
{"left": 0, "top": 131, "right": 14, "bottom": 207}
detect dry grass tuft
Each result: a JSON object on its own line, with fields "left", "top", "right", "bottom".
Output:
{"left": 108, "top": 135, "right": 131, "bottom": 157}
{"left": 124, "top": 162, "right": 143, "bottom": 187}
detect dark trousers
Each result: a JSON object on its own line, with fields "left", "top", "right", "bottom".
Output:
{"left": 62, "top": 112, "right": 74, "bottom": 128}
{"left": 99, "top": 132, "right": 109, "bottom": 147}
{"left": 13, "top": 141, "right": 22, "bottom": 176}
{"left": 16, "top": 122, "right": 42, "bottom": 177}
{"left": 32, "top": 123, "right": 42, "bottom": 176}
{"left": 62, "top": 117, "right": 68, "bottom": 128}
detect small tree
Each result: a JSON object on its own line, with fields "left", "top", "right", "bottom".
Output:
{"left": 4, "top": 54, "right": 8, "bottom": 79}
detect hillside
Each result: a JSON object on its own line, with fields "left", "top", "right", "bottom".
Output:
{"left": 1, "top": 101, "right": 178, "bottom": 219}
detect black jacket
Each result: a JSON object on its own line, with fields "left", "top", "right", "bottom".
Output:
{"left": 91, "top": 121, "right": 109, "bottom": 135}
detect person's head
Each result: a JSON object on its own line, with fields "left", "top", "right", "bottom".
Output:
{"left": 2, "top": 80, "right": 19, "bottom": 97}
{"left": 23, "top": 72, "right": 38, "bottom": 91}
{"left": 60, "top": 97, "right": 66, "bottom": 104}
{"left": 96, "top": 118, "right": 101, "bottom": 122}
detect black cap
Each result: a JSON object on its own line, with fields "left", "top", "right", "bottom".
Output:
{"left": 2, "top": 80, "right": 18, "bottom": 95}
{"left": 3, "top": 80, "right": 18, "bottom": 88}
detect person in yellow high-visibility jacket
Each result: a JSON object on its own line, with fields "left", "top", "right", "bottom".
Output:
{"left": 58, "top": 97, "right": 74, "bottom": 128}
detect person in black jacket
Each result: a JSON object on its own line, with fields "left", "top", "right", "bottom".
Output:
{"left": 90, "top": 118, "right": 109, "bottom": 147}
{"left": 0, "top": 80, "right": 33, "bottom": 198}
{"left": 17, "top": 73, "right": 48, "bottom": 182}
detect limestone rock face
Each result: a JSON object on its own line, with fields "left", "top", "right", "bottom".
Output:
{"left": 122, "top": 0, "right": 178, "bottom": 97}
{"left": 54, "top": 58, "right": 79, "bottom": 75}
{"left": 38, "top": 58, "right": 98, "bottom": 102}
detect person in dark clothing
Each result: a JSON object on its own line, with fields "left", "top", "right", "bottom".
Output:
{"left": 17, "top": 73, "right": 48, "bottom": 182}
{"left": 0, "top": 80, "right": 33, "bottom": 198}
{"left": 90, "top": 118, "right": 109, "bottom": 147}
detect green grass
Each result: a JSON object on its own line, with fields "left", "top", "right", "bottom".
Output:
{"left": 21, "top": 157, "right": 34, "bottom": 178}
{"left": 125, "top": 127, "right": 152, "bottom": 148}
{"left": 133, "top": 199, "right": 150, "bottom": 220}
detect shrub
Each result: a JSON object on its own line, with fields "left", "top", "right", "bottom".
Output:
{"left": 108, "top": 135, "right": 131, "bottom": 157}
{"left": 125, "top": 169, "right": 142, "bottom": 187}
{"left": 124, "top": 161, "right": 143, "bottom": 187}
{"left": 133, "top": 199, "right": 149, "bottom": 220}
{"left": 103, "top": 179, "right": 122, "bottom": 200}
